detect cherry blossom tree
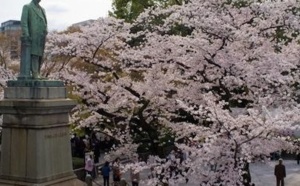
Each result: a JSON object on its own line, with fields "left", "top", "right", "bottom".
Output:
{"left": 46, "top": 0, "right": 300, "bottom": 185}
{"left": 0, "top": 35, "right": 20, "bottom": 125}
{"left": 0, "top": 33, "right": 16, "bottom": 90}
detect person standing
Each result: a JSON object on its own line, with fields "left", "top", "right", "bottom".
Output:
{"left": 20, "top": 0, "right": 47, "bottom": 79}
{"left": 130, "top": 168, "right": 140, "bottom": 186}
{"left": 113, "top": 158, "right": 121, "bottom": 186}
{"left": 296, "top": 150, "right": 300, "bottom": 165}
{"left": 84, "top": 154, "right": 94, "bottom": 178}
{"left": 104, "top": 136, "right": 112, "bottom": 153}
{"left": 274, "top": 159, "right": 286, "bottom": 186}
{"left": 101, "top": 161, "right": 111, "bottom": 186}
{"left": 93, "top": 140, "right": 101, "bottom": 164}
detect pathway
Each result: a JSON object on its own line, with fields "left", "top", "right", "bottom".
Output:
{"left": 92, "top": 160, "right": 300, "bottom": 185}
{"left": 250, "top": 160, "right": 300, "bottom": 186}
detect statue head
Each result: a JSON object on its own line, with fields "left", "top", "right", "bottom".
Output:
{"left": 32, "top": 0, "right": 41, "bottom": 4}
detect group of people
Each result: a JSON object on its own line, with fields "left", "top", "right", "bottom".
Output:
{"left": 100, "top": 157, "right": 140, "bottom": 186}
{"left": 71, "top": 133, "right": 115, "bottom": 163}
{"left": 82, "top": 147, "right": 285, "bottom": 186}
{"left": 98, "top": 156, "right": 285, "bottom": 186}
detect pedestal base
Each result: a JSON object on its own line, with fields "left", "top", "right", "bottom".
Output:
{"left": 0, "top": 82, "right": 79, "bottom": 186}
{"left": 0, "top": 175, "right": 85, "bottom": 186}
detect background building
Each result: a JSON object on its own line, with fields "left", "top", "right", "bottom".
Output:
{"left": 72, "top": 19, "right": 95, "bottom": 28}
{"left": 0, "top": 20, "right": 21, "bottom": 33}
{"left": 0, "top": 20, "right": 21, "bottom": 59}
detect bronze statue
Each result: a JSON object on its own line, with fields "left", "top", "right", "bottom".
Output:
{"left": 19, "top": 0, "right": 47, "bottom": 79}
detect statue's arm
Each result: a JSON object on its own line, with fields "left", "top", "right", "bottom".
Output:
{"left": 42, "top": 8, "right": 48, "bottom": 35}
{"left": 21, "top": 5, "right": 30, "bottom": 39}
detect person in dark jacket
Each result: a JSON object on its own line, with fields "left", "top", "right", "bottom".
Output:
{"left": 296, "top": 150, "right": 300, "bottom": 165}
{"left": 130, "top": 168, "right": 140, "bottom": 186}
{"left": 274, "top": 159, "right": 286, "bottom": 186}
{"left": 101, "top": 161, "right": 111, "bottom": 186}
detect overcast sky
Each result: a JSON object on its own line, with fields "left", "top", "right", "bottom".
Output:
{"left": 0, "top": 0, "right": 112, "bottom": 31}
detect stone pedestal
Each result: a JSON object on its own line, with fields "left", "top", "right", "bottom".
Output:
{"left": 0, "top": 80, "right": 85, "bottom": 186}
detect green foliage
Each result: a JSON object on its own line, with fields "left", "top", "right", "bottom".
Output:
{"left": 72, "top": 157, "right": 85, "bottom": 169}
{"left": 129, "top": 69, "right": 145, "bottom": 81}
{"left": 168, "top": 23, "right": 194, "bottom": 37}
{"left": 110, "top": 0, "right": 155, "bottom": 22}
{"left": 127, "top": 11, "right": 194, "bottom": 47}
{"left": 274, "top": 27, "right": 293, "bottom": 45}
{"left": 133, "top": 122, "right": 175, "bottom": 156}
{"left": 110, "top": 0, "right": 186, "bottom": 23}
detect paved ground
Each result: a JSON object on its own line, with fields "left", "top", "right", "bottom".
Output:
{"left": 250, "top": 160, "right": 300, "bottom": 186}
{"left": 91, "top": 160, "right": 300, "bottom": 186}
